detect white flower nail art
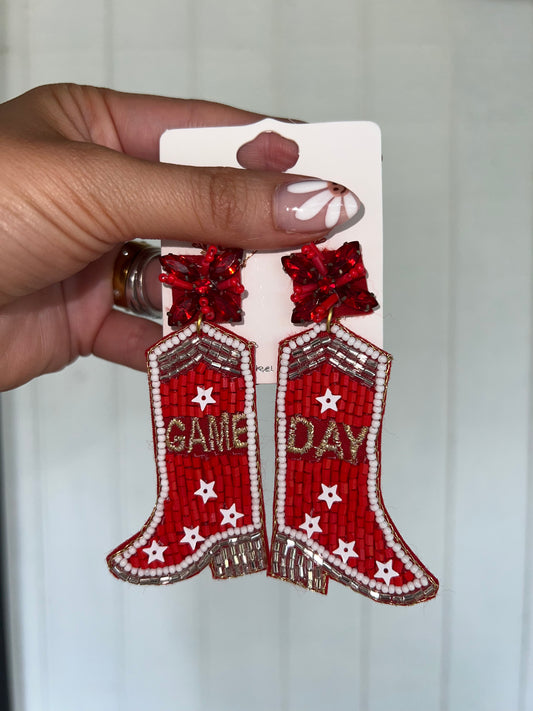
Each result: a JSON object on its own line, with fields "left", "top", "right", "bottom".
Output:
{"left": 287, "top": 180, "right": 361, "bottom": 229}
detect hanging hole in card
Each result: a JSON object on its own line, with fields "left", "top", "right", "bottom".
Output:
{"left": 236, "top": 131, "right": 299, "bottom": 172}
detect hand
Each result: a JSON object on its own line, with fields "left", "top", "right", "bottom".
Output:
{"left": 0, "top": 84, "right": 326, "bottom": 390}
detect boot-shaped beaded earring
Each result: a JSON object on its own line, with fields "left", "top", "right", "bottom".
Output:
{"left": 269, "top": 242, "right": 438, "bottom": 605}
{"left": 108, "top": 245, "right": 268, "bottom": 584}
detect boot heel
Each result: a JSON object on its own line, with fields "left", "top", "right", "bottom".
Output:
{"left": 270, "top": 532, "right": 328, "bottom": 594}
{"left": 210, "top": 530, "right": 267, "bottom": 579}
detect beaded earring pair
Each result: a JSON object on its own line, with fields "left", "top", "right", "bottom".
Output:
{"left": 107, "top": 236, "right": 438, "bottom": 606}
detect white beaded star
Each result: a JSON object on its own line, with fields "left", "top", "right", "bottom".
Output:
{"left": 316, "top": 387, "right": 341, "bottom": 413}
{"left": 299, "top": 513, "right": 322, "bottom": 538}
{"left": 333, "top": 539, "right": 358, "bottom": 564}
{"left": 180, "top": 526, "right": 205, "bottom": 551}
{"left": 191, "top": 386, "right": 216, "bottom": 411}
{"left": 194, "top": 479, "right": 217, "bottom": 503}
{"left": 375, "top": 559, "right": 400, "bottom": 586}
{"left": 220, "top": 504, "right": 244, "bottom": 527}
{"left": 142, "top": 540, "right": 168, "bottom": 564}
{"left": 318, "top": 483, "right": 342, "bottom": 509}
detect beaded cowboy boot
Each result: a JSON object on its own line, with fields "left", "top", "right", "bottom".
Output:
{"left": 108, "top": 247, "right": 267, "bottom": 584}
{"left": 268, "top": 243, "right": 438, "bottom": 605}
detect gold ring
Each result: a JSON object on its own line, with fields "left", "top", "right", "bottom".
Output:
{"left": 113, "top": 241, "right": 162, "bottom": 318}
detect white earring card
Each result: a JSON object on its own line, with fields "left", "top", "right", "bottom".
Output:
{"left": 160, "top": 119, "right": 383, "bottom": 384}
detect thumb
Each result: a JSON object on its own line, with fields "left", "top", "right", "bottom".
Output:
{"left": 79, "top": 145, "right": 361, "bottom": 250}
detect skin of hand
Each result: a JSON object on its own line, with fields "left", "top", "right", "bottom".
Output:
{"left": 0, "top": 84, "right": 325, "bottom": 391}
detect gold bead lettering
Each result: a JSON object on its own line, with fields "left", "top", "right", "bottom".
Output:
{"left": 187, "top": 417, "right": 208, "bottom": 453}
{"left": 315, "top": 420, "right": 344, "bottom": 460}
{"left": 342, "top": 424, "right": 368, "bottom": 463}
{"left": 232, "top": 413, "right": 248, "bottom": 449}
{"left": 287, "top": 414, "right": 314, "bottom": 455}
{"left": 166, "top": 412, "right": 249, "bottom": 455}
{"left": 166, "top": 418, "right": 185, "bottom": 452}
{"left": 208, "top": 413, "right": 230, "bottom": 452}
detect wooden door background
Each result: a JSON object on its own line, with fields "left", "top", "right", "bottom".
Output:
{"left": 1, "top": 1, "right": 532, "bottom": 710}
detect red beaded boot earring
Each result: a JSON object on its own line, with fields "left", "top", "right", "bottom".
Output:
{"left": 269, "top": 242, "right": 438, "bottom": 605}
{"left": 108, "top": 246, "right": 268, "bottom": 584}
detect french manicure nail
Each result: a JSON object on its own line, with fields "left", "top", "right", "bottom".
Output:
{"left": 274, "top": 179, "right": 363, "bottom": 233}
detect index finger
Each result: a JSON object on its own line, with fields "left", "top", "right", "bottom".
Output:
{"left": 95, "top": 89, "right": 267, "bottom": 161}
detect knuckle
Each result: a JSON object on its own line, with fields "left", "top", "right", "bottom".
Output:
{"left": 202, "top": 169, "right": 247, "bottom": 234}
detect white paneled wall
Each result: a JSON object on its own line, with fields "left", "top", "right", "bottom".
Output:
{"left": 1, "top": 1, "right": 532, "bottom": 710}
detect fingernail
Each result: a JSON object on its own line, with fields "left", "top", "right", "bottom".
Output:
{"left": 274, "top": 179, "right": 363, "bottom": 233}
